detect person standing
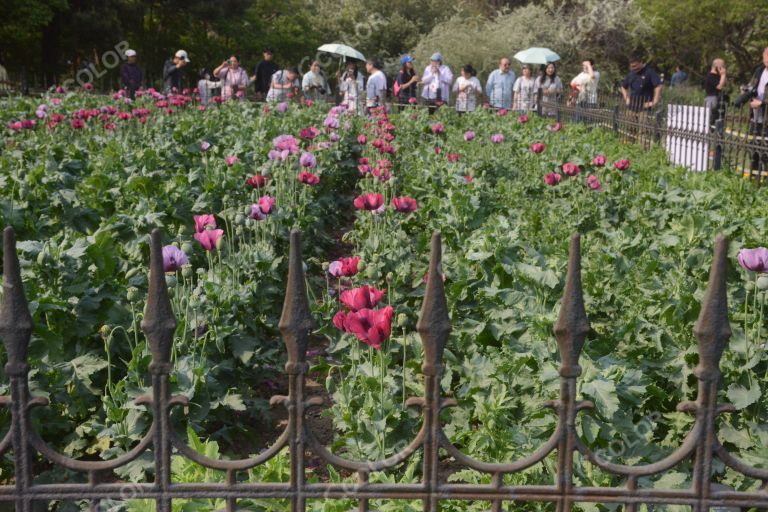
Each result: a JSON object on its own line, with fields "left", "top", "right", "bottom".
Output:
{"left": 266, "top": 67, "right": 300, "bottom": 102}
{"left": 420, "top": 52, "right": 452, "bottom": 111}
{"left": 395, "top": 55, "right": 419, "bottom": 105}
{"left": 620, "top": 55, "right": 662, "bottom": 112}
{"left": 453, "top": 65, "right": 482, "bottom": 114}
{"left": 534, "top": 62, "right": 563, "bottom": 117}
{"left": 365, "top": 57, "right": 387, "bottom": 112}
{"left": 163, "top": 50, "right": 190, "bottom": 94}
{"left": 213, "top": 54, "right": 249, "bottom": 100}
{"left": 704, "top": 59, "right": 727, "bottom": 114}
{"left": 570, "top": 59, "right": 600, "bottom": 107}
{"left": 670, "top": 65, "right": 688, "bottom": 86}
{"left": 485, "top": 57, "right": 515, "bottom": 110}
{"left": 747, "top": 47, "right": 768, "bottom": 176}
{"left": 302, "top": 60, "right": 330, "bottom": 102}
{"left": 338, "top": 61, "right": 365, "bottom": 114}
{"left": 197, "top": 69, "right": 220, "bottom": 106}
{"left": 120, "top": 49, "right": 143, "bottom": 99}
{"left": 253, "top": 48, "right": 278, "bottom": 101}
{"left": 513, "top": 64, "right": 536, "bottom": 112}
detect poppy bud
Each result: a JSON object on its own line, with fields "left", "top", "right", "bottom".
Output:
{"left": 99, "top": 325, "right": 111, "bottom": 338}
{"left": 321, "top": 262, "right": 329, "bottom": 271}
{"left": 166, "top": 274, "right": 177, "bottom": 288}
{"left": 181, "top": 266, "right": 193, "bottom": 278}
{"left": 235, "top": 213, "right": 245, "bottom": 224}
{"left": 181, "top": 242, "right": 194, "bottom": 255}
{"left": 127, "top": 287, "right": 140, "bottom": 302}
{"left": 397, "top": 313, "right": 408, "bottom": 328}
{"left": 758, "top": 276, "right": 768, "bottom": 291}
{"left": 386, "top": 272, "right": 394, "bottom": 283}
{"left": 747, "top": 281, "right": 756, "bottom": 291}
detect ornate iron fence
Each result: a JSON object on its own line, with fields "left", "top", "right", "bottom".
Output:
{"left": 0, "top": 226, "right": 766, "bottom": 511}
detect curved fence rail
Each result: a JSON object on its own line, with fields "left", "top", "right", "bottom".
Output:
{"left": 0, "top": 226, "right": 766, "bottom": 511}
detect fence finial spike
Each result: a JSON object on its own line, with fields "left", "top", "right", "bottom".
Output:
{"left": 554, "top": 234, "right": 590, "bottom": 377}
{"left": 417, "top": 231, "right": 451, "bottom": 373}
{"left": 0, "top": 227, "right": 33, "bottom": 368}
{"left": 141, "top": 229, "right": 176, "bottom": 368}
{"left": 279, "top": 229, "right": 313, "bottom": 367}
{"left": 693, "top": 235, "right": 731, "bottom": 380}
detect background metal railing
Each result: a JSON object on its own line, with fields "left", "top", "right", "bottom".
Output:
{"left": 0, "top": 226, "right": 766, "bottom": 511}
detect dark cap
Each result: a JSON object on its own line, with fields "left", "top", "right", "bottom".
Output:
{"left": 263, "top": 47, "right": 274, "bottom": 54}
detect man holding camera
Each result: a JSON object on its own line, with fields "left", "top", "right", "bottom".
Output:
{"left": 302, "top": 60, "right": 330, "bottom": 103}
{"left": 163, "top": 49, "right": 190, "bottom": 94}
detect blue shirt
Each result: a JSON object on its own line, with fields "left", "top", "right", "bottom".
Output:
{"left": 670, "top": 70, "right": 687, "bottom": 86}
{"left": 485, "top": 69, "right": 515, "bottom": 109}
{"left": 622, "top": 66, "right": 661, "bottom": 104}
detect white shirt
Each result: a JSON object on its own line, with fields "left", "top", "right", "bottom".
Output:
{"left": 571, "top": 70, "right": 600, "bottom": 104}
{"left": 513, "top": 76, "right": 537, "bottom": 111}
{"left": 421, "top": 65, "right": 453, "bottom": 102}
{"left": 366, "top": 70, "right": 387, "bottom": 107}
{"left": 452, "top": 76, "right": 481, "bottom": 112}
{"left": 755, "top": 68, "right": 768, "bottom": 123}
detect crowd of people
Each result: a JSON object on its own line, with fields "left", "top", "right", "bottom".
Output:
{"left": 105, "top": 45, "right": 764, "bottom": 132}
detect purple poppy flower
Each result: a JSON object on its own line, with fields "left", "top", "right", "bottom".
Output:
{"left": 738, "top": 248, "right": 768, "bottom": 273}
{"left": 200, "top": 141, "right": 211, "bottom": 151}
{"left": 162, "top": 245, "right": 189, "bottom": 272}
{"left": 300, "top": 152, "right": 317, "bottom": 168}
{"left": 277, "top": 102, "right": 288, "bottom": 113}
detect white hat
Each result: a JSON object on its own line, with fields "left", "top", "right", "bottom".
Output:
{"left": 125, "top": 49, "right": 137, "bottom": 58}
{"left": 175, "top": 50, "right": 190, "bottom": 63}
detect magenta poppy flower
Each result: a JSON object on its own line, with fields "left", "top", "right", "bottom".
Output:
{"left": 332, "top": 310, "right": 347, "bottom": 331}
{"left": 273, "top": 134, "right": 299, "bottom": 153}
{"left": 447, "top": 153, "right": 460, "bottom": 162}
{"left": 518, "top": 114, "right": 529, "bottom": 123}
{"left": 259, "top": 195, "right": 276, "bottom": 214}
{"left": 357, "top": 134, "right": 368, "bottom": 145}
{"left": 246, "top": 175, "right": 269, "bottom": 188}
{"left": 614, "top": 159, "right": 631, "bottom": 170}
{"left": 162, "top": 245, "right": 189, "bottom": 272}
{"left": 84, "top": 83, "right": 94, "bottom": 91}
{"left": 430, "top": 123, "right": 445, "bottom": 134}
{"left": 530, "top": 143, "right": 545, "bottom": 154}
{"left": 343, "top": 306, "right": 394, "bottom": 349}
{"left": 592, "top": 155, "right": 606, "bottom": 167}
{"left": 225, "top": 155, "right": 239, "bottom": 166}
{"left": 463, "top": 131, "right": 476, "bottom": 141}
{"left": 71, "top": 119, "right": 84, "bottom": 129}
{"left": 299, "top": 152, "right": 317, "bottom": 168}
{"left": 562, "top": 163, "right": 581, "bottom": 176}
{"left": 408, "top": 97, "right": 418, "bottom": 104}
{"left": 491, "top": 133, "right": 504, "bottom": 144}
{"left": 586, "top": 175, "right": 602, "bottom": 191}
{"left": 547, "top": 122, "right": 562, "bottom": 132}
{"left": 339, "top": 256, "right": 360, "bottom": 276}
{"left": 544, "top": 173, "right": 562, "bottom": 186}
{"left": 391, "top": 196, "right": 418, "bottom": 213}
{"left": 464, "top": 175, "right": 473, "bottom": 183}
{"left": 298, "top": 170, "right": 320, "bottom": 185}
{"left": 340, "top": 285, "right": 386, "bottom": 312}
{"left": 738, "top": 248, "right": 768, "bottom": 273}
{"left": 194, "top": 229, "right": 224, "bottom": 251}
{"left": 300, "top": 126, "right": 320, "bottom": 140}
{"left": 194, "top": 214, "right": 216, "bottom": 233}
{"left": 496, "top": 108, "right": 509, "bottom": 117}
{"left": 353, "top": 193, "right": 384, "bottom": 211}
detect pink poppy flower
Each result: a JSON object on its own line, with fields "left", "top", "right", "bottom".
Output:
{"left": 544, "top": 173, "right": 562, "bottom": 186}
{"left": 194, "top": 214, "right": 216, "bottom": 232}
{"left": 614, "top": 159, "right": 631, "bottom": 170}
{"left": 530, "top": 143, "right": 545, "bottom": 154}
{"left": 225, "top": 155, "right": 239, "bottom": 166}
{"left": 194, "top": 229, "right": 224, "bottom": 251}
{"left": 391, "top": 196, "right": 418, "bottom": 213}
{"left": 353, "top": 193, "right": 384, "bottom": 211}
{"left": 562, "top": 163, "right": 581, "bottom": 176}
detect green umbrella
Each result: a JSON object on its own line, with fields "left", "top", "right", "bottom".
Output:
{"left": 513, "top": 47, "right": 561, "bottom": 65}
{"left": 318, "top": 44, "right": 366, "bottom": 62}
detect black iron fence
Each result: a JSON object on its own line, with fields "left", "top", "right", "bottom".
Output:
{"left": 0, "top": 226, "right": 766, "bottom": 511}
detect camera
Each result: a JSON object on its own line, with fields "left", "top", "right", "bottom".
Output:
{"left": 734, "top": 85, "right": 758, "bottom": 108}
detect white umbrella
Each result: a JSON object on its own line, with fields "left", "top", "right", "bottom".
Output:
{"left": 318, "top": 44, "right": 365, "bottom": 62}
{"left": 513, "top": 47, "right": 561, "bottom": 65}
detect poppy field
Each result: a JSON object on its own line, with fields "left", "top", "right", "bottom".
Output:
{"left": 2, "top": 91, "right": 768, "bottom": 511}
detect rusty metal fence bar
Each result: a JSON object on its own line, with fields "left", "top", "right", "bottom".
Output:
{"left": 0, "top": 226, "right": 767, "bottom": 511}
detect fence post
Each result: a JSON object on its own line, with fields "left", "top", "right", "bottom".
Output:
{"left": 713, "top": 101, "right": 725, "bottom": 171}
{"left": 417, "top": 232, "right": 451, "bottom": 512}
{"left": 612, "top": 95, "right": 620, "bottom": 134}
{"left": 690, "top": 235, "right": 731, "bottom": 512}
{"left": 141, "top": 230, "right": 178, "bottom": 512}
{"left": 278, "top": 230, "right": 314, "bottom": 512}
{"left": 536, "top": 87, "right": 543, "bottom": 117}
{"left": 0, "top": 228, "right": 36, "bottom": 512}
{"left": 553, "top": 235, "right": 591, "bottom": 512}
